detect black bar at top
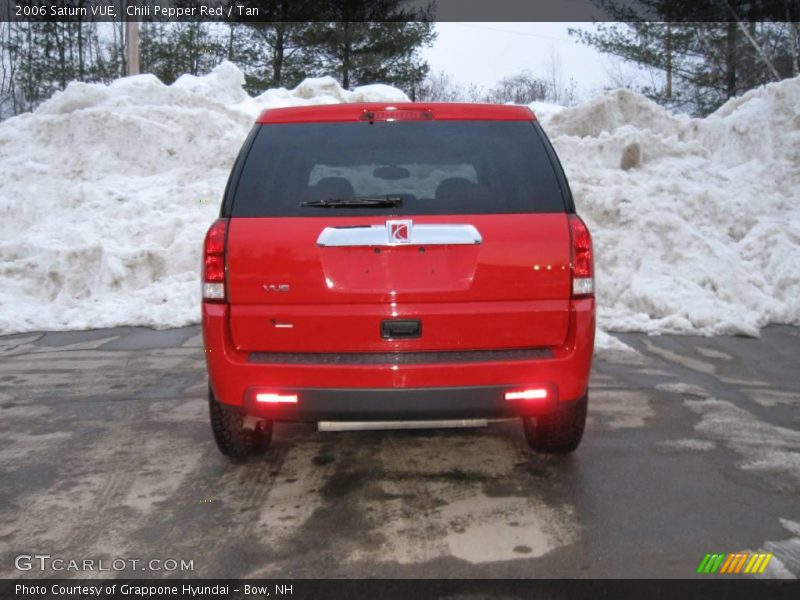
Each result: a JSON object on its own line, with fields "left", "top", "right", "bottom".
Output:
{"left": 2, "top": 0, "right": 798, "bottom": 23}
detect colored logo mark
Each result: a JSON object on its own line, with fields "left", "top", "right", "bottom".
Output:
{"left": 387, "top": 220, "right": 412, "bottom": 244}
{"left": 697, "top": 552, "right": 773, "bottom": 574}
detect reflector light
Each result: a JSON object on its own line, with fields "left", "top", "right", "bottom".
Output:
{"left": 505, "top": 388, "right": 548, "bottom": 401}
{"left": 255, "top": 392, "right": 298, "bottom": 404}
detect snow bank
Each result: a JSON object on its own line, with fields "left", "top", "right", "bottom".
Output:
{"left": 0, "top": 63, "right": 408, "bottom": 332}
{"left": 527, "top": 100, "right": 565, "bottom": 122}
{"left": 0, "top": 62, "right": 798, "bottom": 342}
{"left": 542, "top": 79, "right": 800, "bottom": 336}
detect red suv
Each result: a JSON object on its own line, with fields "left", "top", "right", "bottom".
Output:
{"left": 202, "top": 103, "right": 594, "bottom": 460}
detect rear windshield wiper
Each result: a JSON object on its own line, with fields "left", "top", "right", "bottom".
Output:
{"left": 300, "top": 196, "right": 403, "bottom": 208}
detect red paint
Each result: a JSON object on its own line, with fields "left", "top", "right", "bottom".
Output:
{"left": 203, "top": 104, "right": 595, "bottom": 421}
{"left": 202, "top": 298, "right": 594, "bottom": 408}
{"left": 257, "top": 102, "right": 536, "bottom": 124}
{"left": 225, "top": 214, "right": 572, "bottom": 353}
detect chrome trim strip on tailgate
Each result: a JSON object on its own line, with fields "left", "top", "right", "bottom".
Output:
{"left": 317, "top": 223, "right": 482, "bottom": 247}
{"left": 248, "top": 348, "right": 553, "bottom": 365}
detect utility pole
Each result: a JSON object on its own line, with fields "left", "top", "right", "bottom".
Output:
{"left": 125, "top": 3, "right": 140, "bottom": 76}
{"left": 665, "top": 22, "right": 673, "bottom": 99}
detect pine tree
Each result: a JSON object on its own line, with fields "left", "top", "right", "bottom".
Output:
{"left": 571, "top": 0, "right": 800, "bottom": 114}
{"left": 236, "top": 0, "right": 315, "bottom": 91}
{"left": 0, "top": 0, "right": 437, "bottom": 117}
{"left": 243, "top": 22, "right": 313, "bottom": 91}
{"left": 303, "top": 21, "right": 435, "bottom": 92}
{"left": 141, "top": 23, "right": 227, "bottom": 85}
{"left": 235, "top": 1, "right": 435, "bottom": 94}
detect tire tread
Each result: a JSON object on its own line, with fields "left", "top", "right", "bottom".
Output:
{"left": 523, "top": 395, "right": 587, "bottom": 454}
{"left": 209, "top": 386, "right": 272, "bottom": 460}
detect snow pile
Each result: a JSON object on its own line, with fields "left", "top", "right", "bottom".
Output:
{"left": 527, "top": 100, "right": 566, "bottom": 122}
{"left": 543, "top": 80, "right": 800, "bottom": 336}
{"left": 0, "top": 63, "right": 408, "bottom": 332}
{"left": 0, "top": 62, "right": 798, "bottom": 341}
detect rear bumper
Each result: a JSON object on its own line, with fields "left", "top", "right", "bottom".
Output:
{"left": 203, "top": 298, "right": 594, "bottom": 422}
{"left": 240, "top": 386, "right": 585, "bottom": 421}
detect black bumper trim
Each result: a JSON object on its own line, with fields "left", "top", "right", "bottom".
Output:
{"left": 243, "top": 385, "right": 582, "bottom": 422}
{"left": 247, "top": 348, "right": 553, "bottom": 365}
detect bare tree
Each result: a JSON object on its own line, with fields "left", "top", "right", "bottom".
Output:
{"left": 463, "top": 82, "right": 486, "bottom": 103}
{"left": 542, "top": 48, "right": 579, "bottom": 106}
{"left": 544, "top": 44, "right": 564, "bottom": 101}
{"left": 417, "top": 70, "right": 463, "bottom": 101}
{"left": 485, "top": 71, "right": 550, "bottom": 104}
{"left": 603, "top": 55, "right": 641, "bottom": 90}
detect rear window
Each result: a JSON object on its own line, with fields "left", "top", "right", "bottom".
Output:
{"left": 230, "top": 120, "right": 566, "bottom": 217}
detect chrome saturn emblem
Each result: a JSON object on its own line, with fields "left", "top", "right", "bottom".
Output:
{"left": 387, "top": 219, "right": 412, "bottom": 244}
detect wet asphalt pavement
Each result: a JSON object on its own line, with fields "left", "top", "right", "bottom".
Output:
{"left": 0, "top": 325, "right": 798, "bottom": 579}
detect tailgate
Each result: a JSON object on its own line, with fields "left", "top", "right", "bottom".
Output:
{"left": 226, "top": 213, "right": 572, "bottom": 353}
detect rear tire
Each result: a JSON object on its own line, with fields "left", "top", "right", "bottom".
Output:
{"left": 522, "top": 395, "right": 587, "bottom": 454}
{"left": 209, "top": 386, "right": 272, "bottom": 460}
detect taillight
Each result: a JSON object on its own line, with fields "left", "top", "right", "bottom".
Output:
{"left": 568, "top": 214, "right": 594, "bottom": 298}
{"left": 202, "top": 218, "right": 228, "bottom": 302}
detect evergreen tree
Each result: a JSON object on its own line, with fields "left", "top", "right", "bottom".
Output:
{"left": 570, "top": 0, "right": 800, "bottom": 114}
{"left": 243, "top": 22, "right": 313, "bottom": 91}
{"left": 0, "top": 0, "right": 436, "bottom": 117}
{"left": 237, "top": 0, "right": 317, "bottom": 90}
{"left": 141, "top": 23, "right": 226, "bottom": 85}
{"left": 240, "top": 0, "right": 435, "bottom": 94}
{"left": 303, "top": 21, "right": 435, "bottom": 91}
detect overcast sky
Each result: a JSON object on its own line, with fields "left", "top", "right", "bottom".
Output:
{"left": 422, "top": 23, "right": 639, "bottom": 102}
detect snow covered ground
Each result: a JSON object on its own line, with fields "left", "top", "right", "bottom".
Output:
{"left": 0, "top": 62, "right": 798, "bottom": 346}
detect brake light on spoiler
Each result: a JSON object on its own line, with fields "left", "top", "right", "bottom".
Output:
{"left": 360, "top": 108, "right": 434, "bottom": 122}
